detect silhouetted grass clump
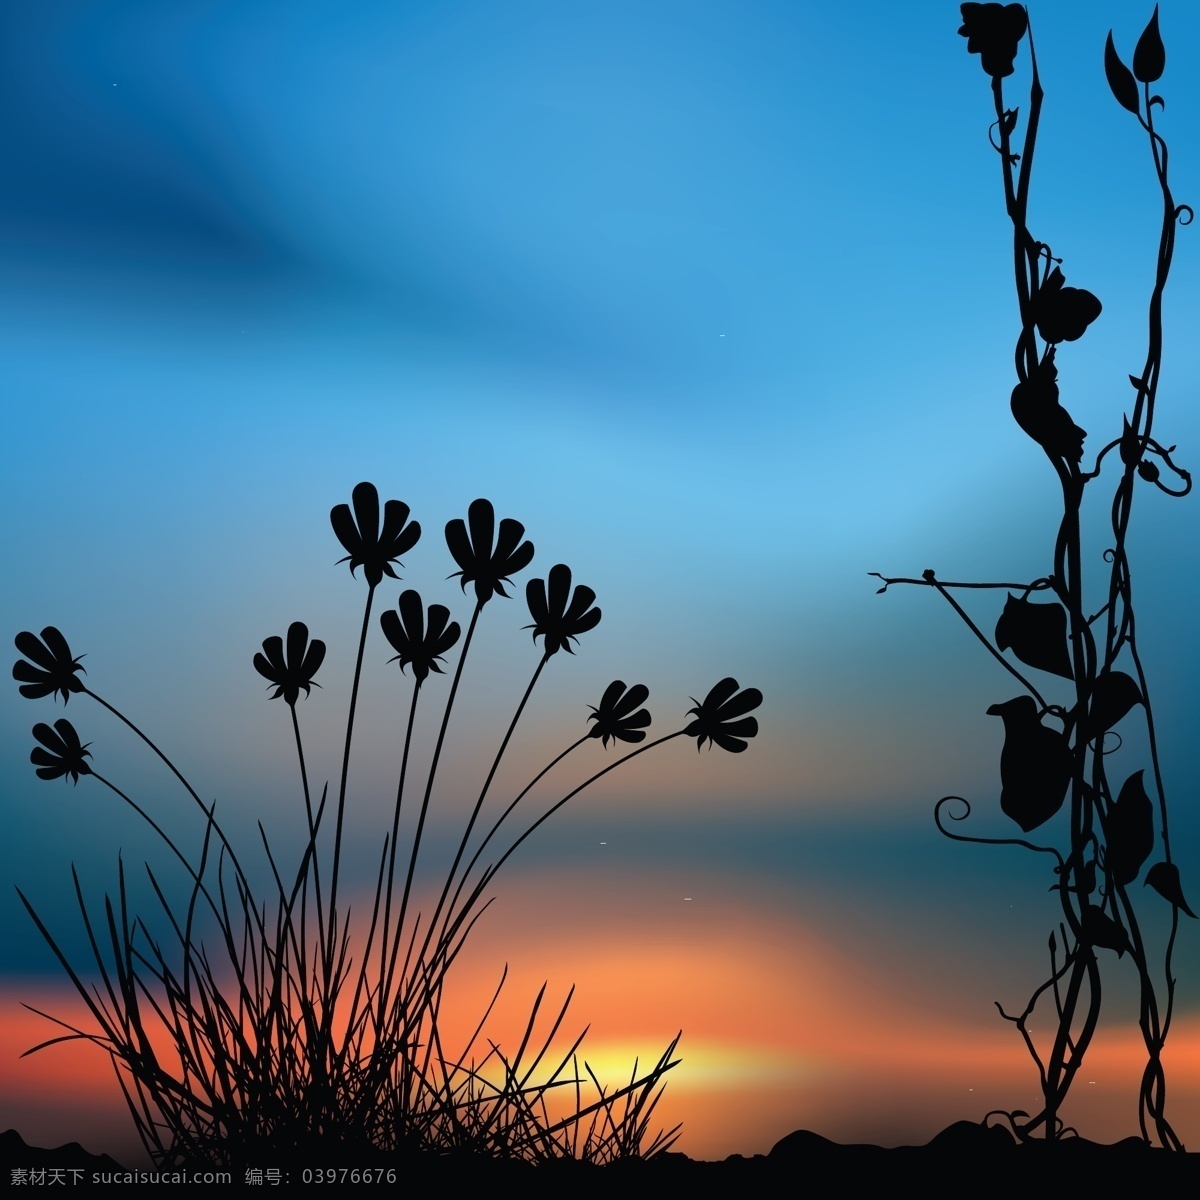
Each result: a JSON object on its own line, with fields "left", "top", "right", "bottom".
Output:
{"left": 875, "top": 4, "right": 1192, "bottom": 1149}
{"left": 13, "top": 485, "right": 761, "bottom": 1169}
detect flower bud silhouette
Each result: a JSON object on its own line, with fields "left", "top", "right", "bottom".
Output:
{"left": 1032, "top": 268, "right": 1102, "bottom": 344}
{"left": 1009, "top": 352, "right": 1086, "bottom": 464}
{"left": 30, "top": 719, "right": 92, "bottom": 784}
{"left": 987, "top": 696, "right": 1071, "bottom": 832}
{"left": 958, "top": 2, "right": 1028, "bottom": 79}
{"left": 331, "top": 482, "right": 421, "bottom": 587}
{"left": 587, "top": 681, "right": 651, "bottom": 748}
{"left": 685, "top": 678, "right": 762, "bottom": 753}
{"left": 13, "top": 627, "right": 87, "bottom": 704}
{"left": 525, "top": 564, "right": 601, "bottom": 656}
{"left": 380, "top": 590, "right": 461, "bottom": 684}
{"left": 254, "top": 622, "right": 326, "bottom": 706}
{"left": 445, "top": 499, "right": 534, "bottom": 605}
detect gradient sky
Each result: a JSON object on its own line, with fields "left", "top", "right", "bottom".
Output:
{"left": 3, "top": 0, "right": 1199, "bottom": 1165}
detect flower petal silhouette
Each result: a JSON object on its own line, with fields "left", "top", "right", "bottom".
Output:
{"left": 30, "top": 719, "right": 92, "bottom": 784}
{"left": 445, "top": 499, "right": 534, "bottom": 605}
{"left": 13, "top": 627, "right": 87, "bottom": 704}
{"left": 525, "top": 564, "right": 601, "bottom": 656}
{"left": 331, "top": 482, "right": 421, "bottom": 588}
{"left": 958, "top": 2, "right": 1028, "bottom": 79}
{"left": 1033, "top": 268, "right": 1102, "bottom": 344}
{"left": 254, "top": 622, "right": 326, "bottom": 706}
{"left": 380, "top": 590, "right": 461, "bottom": 684}
{"left": 685, "top": 678, "right": 762, "bottom": 753}
{"left": 1009, "top": 352, "right": 1087, "bottom": 464}
{"left": 587, "top": 680, "right": 651, "bottom": 748}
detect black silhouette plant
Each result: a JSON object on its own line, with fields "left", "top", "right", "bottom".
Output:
{"left": 380, "top": 590, "right": 460, "bottom": 684}
{"left": 587, "top": 681, "right": 652, "bottom": 748}
{"left": 446, "top": 497, "right": 535, "bottom": 605}
{"left": 331, "top": 481, "right": 421, "bottom": 587}
{"left": 525, "top": 564, "right": 601, "bottom": 656}
{"left": 874, "top": 5, "right": 1192, "bottom": 1150}
{"left": 30, "top": 718, "right": 92, "bottom": 783}
{"left": 958, "top": 4, "right": 1028, "bottom": 79}
{"left": 13, "top": 627, "right": 87, "bottom": 703}
{"left": 686, "top": 677, "right": 763, "bottom": 754}
{"left": 13, "top": 484, "right": 761, "bottom": 1170}
{"left": 254, "top": 622, "right": 327, "bottom": 705}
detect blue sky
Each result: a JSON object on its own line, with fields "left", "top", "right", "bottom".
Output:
{"left": 3, "top": 0, "right": 1199, "bottom": 1159}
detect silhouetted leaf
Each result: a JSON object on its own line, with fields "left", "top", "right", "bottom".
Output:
{"left": 1105, "top": 32, "right": 1140, "bottom": 114}
{"left": 1120, "top": 415, "right": 1141, "bottom": 466}
{"left": 1107, "top": 770, "right": 1154, "bottom": 886}
{"left": 995, "top": 594, "right": 1073, "bottom": 679}
{"left": 1001, "top": 108, "right": 1019, "bottom": 136}
{"left": 1084, "top": 670, "right": 1143, "bottom": 741}
{"left": 1145, "top": 862, "right": 1197, "bottom": 918}
{"left": 988, "top": 696, "right": 1072, "bottom": 832}
{"left": 1133, "top": 6, "right": 1165, "bottom": 83}
{"left": 1082, "top": 905, "right": 1131, "bottom": 956}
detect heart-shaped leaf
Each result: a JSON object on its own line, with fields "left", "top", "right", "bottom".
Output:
{"left": 1082, "top": 905, "right": 1131, "bottom": 957}
{"left": 1084, "top": 670, "right": 1143, "bottom": 741}
{"left": 1145, "top": 862, "right": 1197, "bottom": 918}
{"left": 1106, "top": 770, "right": 1154, "bottom": 886}
{"left": 995, "top": 594, "right": 1073, "bottom": 679}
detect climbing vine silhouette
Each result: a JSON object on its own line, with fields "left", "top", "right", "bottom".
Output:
{"left": 874, "top": 4, "right": 1192, "bottom": 1148}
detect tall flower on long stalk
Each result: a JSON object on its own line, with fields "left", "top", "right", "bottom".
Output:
{"left": 325, "top": 483, "right": 421, "bottom": 1016}
{"left": 685, "top": 677, "right": 763, "bottom": 753}
{"left": 525, "top": 564, "right": 601, "bottom": 656}
{"left": 381, "top": 591, "right": 460, "bottom": 684}
{"left": 331, "top": 482, "right": 421, "bottom": 587}
{"left": 13, "top": 628, "right": 86, "bottom": 703}
{"left": 445, "top": 499, "right": 534, "bottom": 605}
{"left": 30, "top": 719, "right": 93, "bottom": 783}
{"left": 254, "top": 622, "right": 327, "bottom": 706}
{"left": 588, "top": 681, "right": 651, "bottom": 747}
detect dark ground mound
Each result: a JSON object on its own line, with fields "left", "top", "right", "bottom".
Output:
{"left": 5, "top": 1121, "right": 1197, "bottom": 1191}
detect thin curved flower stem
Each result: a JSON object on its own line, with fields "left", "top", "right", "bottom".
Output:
{"left": 440, "top": 730, "right": 690, "bottom": 966}
{"left": 326, "top": 579, "right": 378, "bottom": 990}
{"left": 441, "top": 733, "right": 590, "bottom": 939}
{"left": 379, "top": 682, "right": 422, "bottom": 1021}
{"left": 81, "top": 686, "right": 251, "bottom": 893}
{"left": 289, "top": 701, "right": 325, "bottom": 972}
{"left": 83, "top": 770, "right": 224, "bottom": 920}
{"left": 395, "top": 595, "right": 483, "bottom": 979}
{"left": 429, "top": 651, "right": 551, "bottom": 953}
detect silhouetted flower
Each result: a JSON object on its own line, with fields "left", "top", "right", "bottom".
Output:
{"left": 685, "top": 678, "right": 762, "bottom": 753}
{"left": 525, "top": 564, "right": 601, "bottom": 656}
{"left": 30, "top": 719, "right": 92, "bottom": 784}
{"left": 587, "top": 681, "right": 651, "bottom": 748}
{"left": 958, "top": 3, "right": 1028, "bottom": 78}
{"left": 13, "top": 627, "right": 86, "bottom": 704}
{"left": 254, "top": 622, "right": 326, "bottom": 705}
{"left": 331, "top": 482, "right": 421, "bottom": 588}
{"left": 380, "top": 590, "right": 461, "bottom": 684}
{"left": 1032, "top": 268, "right": 1102, "bottom": 344}
{"left": 1010, "top": 352, "right": 1086, "bottom": 464}
{"left": 445, "top": 499, "right": 534, "bottom": 605}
